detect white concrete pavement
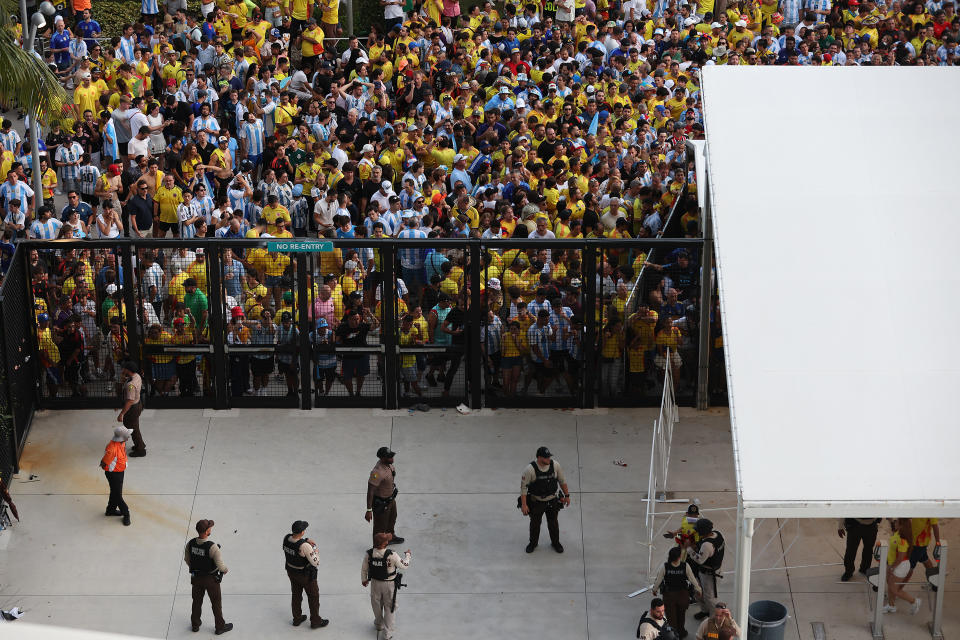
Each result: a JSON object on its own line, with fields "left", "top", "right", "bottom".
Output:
{"left": 0, "top": 407, "right": 954, "bottom": 639}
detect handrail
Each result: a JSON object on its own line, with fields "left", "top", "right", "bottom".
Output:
{"left": 624, "top": 180, "right": 692, "bottom": 318}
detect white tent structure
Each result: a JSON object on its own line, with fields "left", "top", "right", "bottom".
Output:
{"left": 700, "top": 66, "right": 960, "bottom": 635}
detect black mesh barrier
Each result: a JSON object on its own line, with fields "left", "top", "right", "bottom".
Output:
{"left": 28, "top": 243, "right": 129, "bottom": 407}
{"left": 0, "top": 245, "right": 35, "bottom": 479}
{"left": 481, "top": 239, "right": 581, "bottom": 408}
{"left": 136, "top": 244, "right": 213, "bottom": 408}
{"left": 16, "top": 237, "right": 710, "bottom": 411}
{"left": 222, "top": 245, "right": 300, "bottom": 408}
{"left": 393, "top": 243, "right": 468, "bottom": 408}
{"left": 304, "top": 246, "right": 386, "bottom": 408}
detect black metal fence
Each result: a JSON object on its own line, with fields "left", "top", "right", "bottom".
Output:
{"left": 0, "top": 245, "right": 38, "bottom": 481}
{"left": 12, "top": 236, "right": 708, "bottom": 413}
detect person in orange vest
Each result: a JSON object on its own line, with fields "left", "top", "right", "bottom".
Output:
{"left": 100, "top": 425, "right": 132, "bottom": 526}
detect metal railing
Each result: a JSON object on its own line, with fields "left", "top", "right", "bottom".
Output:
{"left": 11, "top": 236, "right": 707, "bottom": 414}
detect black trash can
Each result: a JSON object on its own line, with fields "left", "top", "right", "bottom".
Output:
{"left": 747, "top": 600, "right": 788, "bottom": 640}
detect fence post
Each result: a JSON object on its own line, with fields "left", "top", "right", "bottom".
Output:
{"left": 582, "top": 243, "right": 597, "bottom": 408}
{"left": 205, "top": 245, "right": 229, "bottom": 410}
{"left": 119, "top": 242, "right": 139, "bottom": 379}
{"left": 381, "top": 245, "right": 398, "bottom": 409}
{"left": 696, "top": 185, "right": 714, "bottom": 410}
{"left": 468, "top": 239, "right": 482, "bottom": 409}
{"left": 296, "top": 255, "right": 312, "bottom": 409}
{"left": 0, "top": 297, "right": 14, "bottom": 476}
{"left": 929, "top": 540, "right": 946, "bottom": 639}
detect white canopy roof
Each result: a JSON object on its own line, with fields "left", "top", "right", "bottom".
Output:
{"left": 701, "top": 66, "right": 960, "bottom": 519}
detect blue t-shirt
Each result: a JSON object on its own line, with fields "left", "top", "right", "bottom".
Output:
{"left": 77, "top": 19, "right": 102, "bottom": 47}
{"left": 51, "top": 31, "right": 72, "bottom": 67}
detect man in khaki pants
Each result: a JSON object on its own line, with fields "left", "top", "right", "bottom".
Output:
{"left": 361, "top": 533, "right": 411, "bottom": 640}
{"left": 117, "top": 361, "right": 145, "bottom": 456}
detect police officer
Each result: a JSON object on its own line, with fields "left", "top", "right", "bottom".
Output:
{"left": 117, "top": 361, "right": 145, "bottom": 456}
{"left": 361, "top": 532, "right": 412, "bottom": 640}
{"left": 684, "top": 518, "right": 724, "bottom": 620}
{"left": 365, "top": 447, "right": 404, "bottom": 545}
{"left": 283, "top": 520, "right": 330, "bottom": 628}
{"left": 838, "top": 517, "right": 880, "bottom": 581}
{"left": 636, "top": 597, "right": 677, "bottom": 640}
{"left": 694, "top": 602, "right": 741, "bottom": 640}
{"left": 520, "top": 446, "right": 571, "bottom": 553}
{"left": 184, "top": 519, "right": 233, "bottom": 635}
{"left": 653, "top": 546, "right": 701, "bottom": 639}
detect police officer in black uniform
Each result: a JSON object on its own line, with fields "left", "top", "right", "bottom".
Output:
{"left": 283, "top": 520, "right": 330, "bottom": 629}
{"left": 684, "top": 518, "right": 725, "bottom": 620}
{"left": 184, "top": 519, "right": 233, "bottom": 635}
{"left": 519, "top": 446, "right": 571, "bottom": 553}
{"left": 653, "top": 546, "right": 701, "bottom": 639}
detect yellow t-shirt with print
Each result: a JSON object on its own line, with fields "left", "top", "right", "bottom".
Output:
{"left": 262, "top": 204, "right": 291, "bottom": 235}
{"left": 146, "top": 330, "right": 174, "bottom": 364}
{"left": 154, "top": 185, "right": 183, "bottom": 225}
{"left": 887, "top": 532, "right": 910, "bottom": 566}
{"left": 264, "top": 252, "right": 291, "bottom": 277}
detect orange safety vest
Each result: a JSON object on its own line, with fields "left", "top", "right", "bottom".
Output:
{"left": 101, "top": 440, "right": 128, "bottom": 472}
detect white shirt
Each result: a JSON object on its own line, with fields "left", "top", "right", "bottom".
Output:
{"left": 127, "top": 136, "right": 150, "bottom": 164}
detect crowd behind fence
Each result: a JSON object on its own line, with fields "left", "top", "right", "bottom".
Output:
{"left": 11, "top": 236, "right": 711, "bottom": 413}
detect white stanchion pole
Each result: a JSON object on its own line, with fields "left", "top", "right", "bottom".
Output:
{"left": 645, "top": 419, "right": 658, "bottom": 578}
{"left": 872, "top": 541, "right": 887, "bottom": 640}
{"left": 735, "top": 516, "right": 754, "bottom": 633}
{"left": 929, "top": 541, "right": 946, "bottom": 640}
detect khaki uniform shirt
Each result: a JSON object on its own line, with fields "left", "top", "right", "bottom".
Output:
{"left": 696, "top": 616, "right": 742, "bottom": 640}
{"left": 360, "top": 548, "right": 411, "bottom": 582}
{"left": 369, "top": 461, "right": 396, "bottom": 498}
{"left": 183, "top": 537, "right": 228, "bottom": 572}
{"left": 125, "top": 373, "right": 142, "bottom": 404}
{"left": 520, "top": 459, "right": 566, "bottom": 502}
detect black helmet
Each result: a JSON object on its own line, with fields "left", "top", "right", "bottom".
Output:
{"left": 695, "top": 518, "right": 714, "bottom": 536}
{"left": 239, "top": 158, "right": 254, "bottom": 172}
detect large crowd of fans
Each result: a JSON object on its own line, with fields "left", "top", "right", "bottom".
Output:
{"left": 8, "top": 0, "right": 947, "bottom": 400}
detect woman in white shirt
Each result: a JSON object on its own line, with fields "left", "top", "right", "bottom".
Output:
{"left": 95, "top": 205, "right": 122, "bottom": 238}
{"left": 146, "top": 102, "right": 168, "bottom": 159}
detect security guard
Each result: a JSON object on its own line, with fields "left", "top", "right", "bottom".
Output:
{"left": 184, "top": 519, "right": 233, "bottom": 635}
{"left": 361, "top": 532, "right": 411, "bottom": 640}
{"left": 283, "top": 520, "right": 330, "bottom": 628}
{"left": 365, "top": 446, "right": 404, "bottom": 545}
{"left": 684, "top": 518, "right": 725, "bottom": 620}
{"left": 653, "top": 546, "right": 701, "bottom": 639}
{"left": 117, "top": 361, "right": 145, "bottom": 456}
{"left": 636, "top": 597, "right": 677, "bottom": 640}
{"left": 520, "top": 446, "right": 571, "bottom": 553}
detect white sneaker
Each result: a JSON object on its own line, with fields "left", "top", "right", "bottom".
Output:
{"left": 910, "top": 599, "right": 922, "bottom": 615}
{"left": 882, "top": 604, "right": 897, "bottom": 613}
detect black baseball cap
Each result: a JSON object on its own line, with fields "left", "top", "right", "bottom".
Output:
{"left": 292, "top": 520, "right": 309, "bottom": 534}
{"left": 536, "top": 446, "right": 552, "bottom": 458}
{"left": 377, "top": 446, "right": 396, "bottom": 458}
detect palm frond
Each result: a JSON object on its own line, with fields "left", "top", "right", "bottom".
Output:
{"left": 0, "top": 1, "right": 68, "bottom": 124}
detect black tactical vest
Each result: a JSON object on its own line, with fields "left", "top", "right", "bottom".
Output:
{"left": 188, "top": 539, "right": 217, "bottom": 574}
{"left": 283, "top": 535, "right": 309, "bottom": 572}
{"left": 367, "top": 548, "right": 396, "bottom": 581}
{"left": 663, "top": 561, "right": 688, "bottom": 591}
{"left": 527, "top": 460, "right": 558, "bottom": 498}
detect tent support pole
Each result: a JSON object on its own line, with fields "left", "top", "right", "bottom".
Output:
{"left": 695, "top": 178, "right": 713, "bottom": 410}
{"left": 929, "top": 541, "right": 946, "bottom": 640}
{"left": 871, "top": 541, "right": 887, "bottom": 639}
{"left": 734, "top": 516, "right": 753, "bottom": 632}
